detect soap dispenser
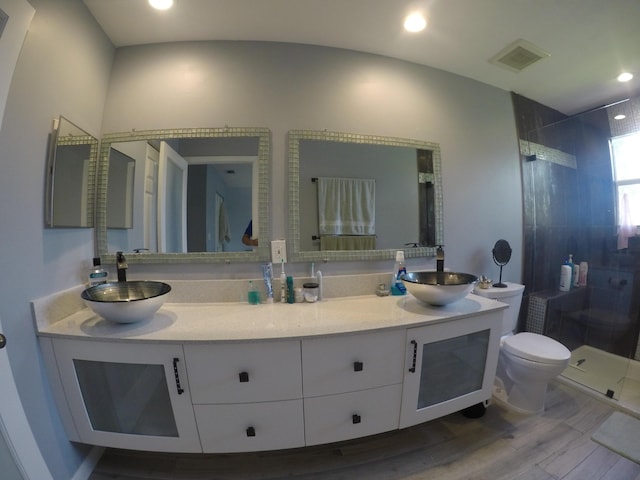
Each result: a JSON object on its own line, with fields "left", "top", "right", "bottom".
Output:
{"left": 88, "top": 257, "right": 108, "bottom": 286}
{"left": 436, "top": 245, "right": 445, "bottom": 272}
{"left": 390, "top": 251, "right": 407, "bottom": 295}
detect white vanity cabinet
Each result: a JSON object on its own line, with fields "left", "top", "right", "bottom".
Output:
{"left": 35, "top": 292, "right": 507, "bottom": 454}
{"left": 301, "top": 330, "right": 405, "bottom": 445}
{"left": 184, "top": 340, "right": 304, "bottom": 452}
{"left": 399, "top": 311, "right": 502, "bottom": 428}
{"left": 51, "top": 338, "right": 201, "bottom": 452}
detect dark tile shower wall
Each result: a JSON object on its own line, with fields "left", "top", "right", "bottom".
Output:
{"left": 514, "top": 94, "right": 617, "bottom": 294}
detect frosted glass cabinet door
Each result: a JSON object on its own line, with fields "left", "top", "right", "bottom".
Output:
{"left": 399, "top": 311, "right": 502, "bottom": 428}
{"left": 53, "top": 339, "right": 201, "bottom": 452}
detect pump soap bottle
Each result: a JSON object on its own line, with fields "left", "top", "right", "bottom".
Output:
{"left": 88, "top": 257, "right": 108, "bottom": 286}
{"left": 390, "top": 251, "right": 407, "bottom": 295}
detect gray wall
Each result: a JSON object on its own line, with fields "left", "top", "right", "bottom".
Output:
{"left": 104, "top": 41, "right": 523, "bottom": 280}
{"left": 0, "top": 0, "right": 113, "bottom": 478}
{"left": 0, "top": 5, "right": 522, "bottom": 478}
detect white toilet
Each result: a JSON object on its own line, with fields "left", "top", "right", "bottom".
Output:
{"left": 474, "top": 282, "right": 570, "bottom": 414}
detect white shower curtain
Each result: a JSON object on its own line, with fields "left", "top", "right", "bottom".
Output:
{"left": 317, "top": 177, "right": 375, "bottom": 235}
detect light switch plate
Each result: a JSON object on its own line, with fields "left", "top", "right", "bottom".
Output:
{"left": 271, "top": 240, "right": 287, "bottom": 264}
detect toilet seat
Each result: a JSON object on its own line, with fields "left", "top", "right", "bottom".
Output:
{"left": 503, "top": 332, "right": 570, "bottom": 365}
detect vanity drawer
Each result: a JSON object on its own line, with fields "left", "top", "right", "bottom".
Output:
{"left": 185, "top": 340, "right": 302, "bottom": 403}
{"left": 195, "top": 399, "right": 305, "bottom": 452}
{"left": 303, "top": 384, "right": 402, "bottom": 446}
{"left": 301, "top": 330, "right": 405, "bottom": 396}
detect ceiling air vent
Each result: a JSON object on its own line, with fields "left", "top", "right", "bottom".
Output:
{"left": 489, "top": 39, "right": 549, "bottom": 73}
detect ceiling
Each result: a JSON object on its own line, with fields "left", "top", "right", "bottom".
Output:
{"left": 82, "top": 0, "right": 640, "bottom": 116}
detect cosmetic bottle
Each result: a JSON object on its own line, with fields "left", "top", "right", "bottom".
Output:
{"left": 578, "top": 262, "right": 588, "bottom": 286}
{"left": 559, "top": 264, "right": 572, "bottom": 292}
{"left": 287, "top": 276, "right": 295, "bottom": 304}
{"left": 262, "top": 263, "right": 274, "bottom": 303}
{"left": 572, "top": 260, "right": 580, "bottom": 288}
{"left": 88, "top": 257, "right": 108, "bottom": 286}
{"left": 280, "top": 260, "right": 287, "bottom": 303}
{"left": 247, "top": 280, "right": 260, "bottom": 305}
{"left": 390, "top": 251, "right": 407, "bottom": 295}
{"left": 564, "top": 253, "right": 577, "bottom": 290}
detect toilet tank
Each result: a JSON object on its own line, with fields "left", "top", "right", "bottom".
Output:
{"left": 473, "top": 282, "right": 525, "bottom": 335}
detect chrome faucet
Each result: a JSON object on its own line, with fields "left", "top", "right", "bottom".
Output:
{"left": 116, "top": 251, "right": 128, "bottom": 282}
{"left": 436, "top": 245, "right": 445, "bottom": 272}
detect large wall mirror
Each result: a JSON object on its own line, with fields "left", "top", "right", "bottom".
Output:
{"left": 288, "top": 130, "right": 443, "bottom": 262}
{"left": 95, "top": 127, "right": 270, "bottom": 263}
{"left": 44, "top": 116, "right": 98, "bottom": 228}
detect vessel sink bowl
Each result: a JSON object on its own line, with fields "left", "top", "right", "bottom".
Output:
{"left": 81, "top": 281, "right": 171, "bottom": 324}
{"left": 401, "top": 271, "right": 477, "bottom": 306}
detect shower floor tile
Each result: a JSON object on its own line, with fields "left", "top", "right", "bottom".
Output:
{"left": 562, "top": 345, "right": 629, "bottom": 400}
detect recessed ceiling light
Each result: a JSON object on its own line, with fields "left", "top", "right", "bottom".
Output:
{"left": 149, "top": 0, "right": 173, "bottom": 10}
{"left": 617, "top": 72, "right": 633, "bottom": 82}
{"left": 614, "top": 114, "right": 626, "bottom": 120}
{"left": 404, "top": 13, "right": 427, "bottom": 33}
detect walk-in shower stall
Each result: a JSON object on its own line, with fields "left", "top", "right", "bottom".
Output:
{"left": 519, "top": 96, "right": 640, "bottom": 413}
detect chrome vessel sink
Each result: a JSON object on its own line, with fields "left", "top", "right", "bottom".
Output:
{"left": 81, "top": 281, "right": 171, "bottom": 324}
{"left": 401, "top": 271, "right": 477, "bottom": 306}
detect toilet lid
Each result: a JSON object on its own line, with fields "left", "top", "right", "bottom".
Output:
{"left": 503, "top": 332, "right": 570, "bottom": 365}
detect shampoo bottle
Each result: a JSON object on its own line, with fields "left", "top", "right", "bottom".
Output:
{"left": 578, "top": 262, "right": 588, "bottom": 286}
{"left": 559, "top": 264, "right": 572, "bottom": 292}
{"left": 88, "top": 257, "right": 108, "bottom": 286}
{"left": 565, "top": 255, "right": 575, "bottom": 290}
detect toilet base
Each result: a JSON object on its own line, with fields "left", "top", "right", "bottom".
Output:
{"left": 492, "top": 376, "right": 547, "bottom": 415}
{"left": 506, "top": 381, "right": 548, "bottom": 414}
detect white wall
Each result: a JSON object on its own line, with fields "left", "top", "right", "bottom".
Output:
{"left": 0, "top": 0, "right": 113, "bottom": 478}
{"left": 103, "top": 42, "right": 523, "bottom": 280}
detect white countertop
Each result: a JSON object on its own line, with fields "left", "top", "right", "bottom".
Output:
{"left": 36, "top": 293, "right": 506, "bottom": 344}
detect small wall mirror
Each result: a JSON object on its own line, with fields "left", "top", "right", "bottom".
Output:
{"left": 288, "top": 130, "right": 443, "bottom": 262}
{"left": 44, "top": 116, "right": 99, "bottom": 228}
{"left": 95, "top": 127, "right": 270, "bottom": 263}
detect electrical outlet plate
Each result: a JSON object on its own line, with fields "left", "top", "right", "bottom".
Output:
{"left": 271, "top": 239, "right": 287, "bottom": 264}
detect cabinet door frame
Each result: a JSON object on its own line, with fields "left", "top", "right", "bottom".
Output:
{"left": 399, "top": 311, "right": 502, "bottom": 428}
{"left": 53, "top": 339, "right": 201, "bottom": 452}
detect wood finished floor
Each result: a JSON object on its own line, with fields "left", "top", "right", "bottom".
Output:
{"left": 90, "top": 382, "right": 640, "bottom": 480}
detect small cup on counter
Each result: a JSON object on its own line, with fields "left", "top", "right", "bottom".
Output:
{"left": 303, "top": 282, "right": 319, "bottom": 303}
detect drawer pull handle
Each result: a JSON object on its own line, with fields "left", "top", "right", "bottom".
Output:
{"left": 352, "top": 414, "right": 361, "bottom": 424}
{"left": 353, "top": 361, "right": 363, "bottom": 372}
{"left": 246, "top": 426, "right": 256, "bottom": 437}
{"left": 409, "top": 340, "right": 418, "bottom": 373}
{"left": 239, "top": 371, "right": 249, "bottom": 383}
{"left": 172, "top": 357, "right": 184, "bottom": 395}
